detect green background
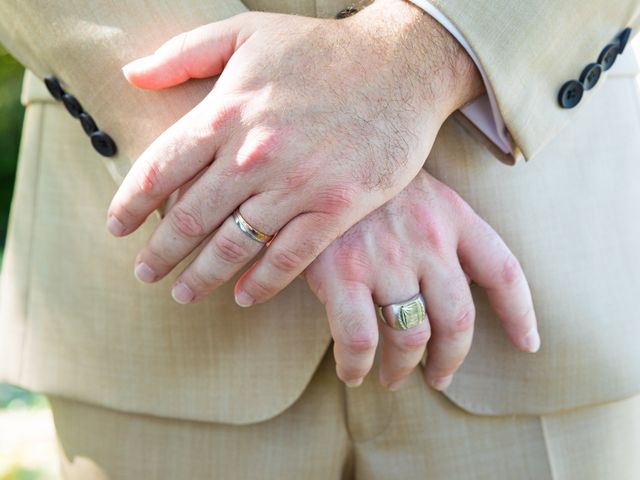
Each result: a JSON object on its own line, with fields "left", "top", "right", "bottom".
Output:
{"left": 0, "top": 46, "right": 23, "bottom": 262}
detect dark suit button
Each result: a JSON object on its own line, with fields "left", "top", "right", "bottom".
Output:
{"left": 79, "top": 113, "right": 98, "bottom": 136}
{"left": 90, "top": 131, "right": 117, "bottom": 157}
{"left": 617, "top": 27, "right": 632, "bottom": 53}
{"left": 62, "top": 93, "right": 83, "bottom": 118}
{"left": 558, "top": 80, "right": 584, "bottom": 109}
{"left": 44, "top": 76, "right": 64, "bottom": 100}
{"left": 335, "top": 7, "right": 358, "bottom": 19}
{"left": 579, "top": 63, "right": 602, "bottom": 90}
{"left": 598, "top": 43, "right": 620, "bottom": 71}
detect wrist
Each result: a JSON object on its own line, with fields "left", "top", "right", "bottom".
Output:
{"left": 352, "top": 0, "right": 485, "bottom": 119}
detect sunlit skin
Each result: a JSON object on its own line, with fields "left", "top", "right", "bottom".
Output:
{"left": 107, "top": 0, "right": 539, "bottom": 390}
{"left": 305, "top": 170, "right": 538, "bottom": 390}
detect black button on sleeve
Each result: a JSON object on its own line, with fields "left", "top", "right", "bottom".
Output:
{"left": 598, "top": 43, "right": 620, "bottom": 71}
{"left": 90, "top": 131, "right": 117, "bottom": 157}
{"left": 44, "top": 76, "right": 64, "bottom": 100}
{"left": 617, "top": 27, "right": 632, "bottom": 54}
{"left": 79, "top": 113, "right": 98, "bottom": 136}
{"left": 579, "top": 63, "right": 602, "bottom": 90}
{"left": 62, "top": 93, "right": 84, "bottom": 118}
{"left": 558, "top": 80, "right": 584, "bottom": 109}
{"left": 335, "top": 7, "right": 358, "bottom": 18}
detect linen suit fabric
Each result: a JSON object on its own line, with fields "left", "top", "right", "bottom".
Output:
{"left": 48, "top": 355, "right": 640, "bottom": 480}
{"left": 0, "top": 0, "right": 639, "bottom": 477}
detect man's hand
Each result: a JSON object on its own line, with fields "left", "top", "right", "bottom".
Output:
{"left": 107, "top": 0, "right": 484, "bottom": 306}
{"left": 305, "top": 169, "right": 539, "bottom": 391}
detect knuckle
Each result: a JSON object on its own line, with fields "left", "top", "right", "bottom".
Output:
{"left": 335, "top": 253, "right": 370, "bottom": 283}
{"left": 441, "top": 184, "right": 468, "bottom": 213}
{"left": 337, "top": 318, "right": 378, "bottom": 355}
{"left": 442, "top": 305, "right": 475, "bottom": 336}
{"left": 316, "top": 184, "right": 358, "bottom": 214}
{"left": 500, "top": 253, "right": 523, "bottom": 289}
{"left": 343, "top": 334, "right": 378, "bottom": 355}
{"left": 411, "top": 204, "right": 446, "bottom": 253}
{"left": 136, "top": 158, "right": 163, "bottom": 195}
{"left": 423, "top": 219, "right": 445, "bottom": 254}
{"left": 242, "top": 275, "right": 274, "bottom": 300}
{"left": 236, "top": 128, "right": 283, "bottom": 171}
{"left": 380, "top": 238, "right": 405, "bottom": 268}
{"left": 211, "top": 233, "right": 251, "bottom": 264}
{"left": 207, "top": 101, "right": 240, "bottom": 136}
{"left": 396, "top": 327, "right": 431, "bottom": 352}
{"left": 169, "top": 204, "right": 207, "bottom": 238}
{"left": 160, "top": 32, "right": 186, "bottom": 55}
{"left": 143, "top": 244, "right": 173, "bottom": 271}
{"left": 270, "top": 246, "right": 304, "bottom": 274}
{"left": 184, "top": 267, "right": 217, "bottom": 293}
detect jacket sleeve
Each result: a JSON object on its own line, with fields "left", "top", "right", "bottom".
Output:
{"left": 0, "top": 0, "right": 249, "bottom": 187}
{"left": 424, "top": 0, "right": 640, "bottom": 161}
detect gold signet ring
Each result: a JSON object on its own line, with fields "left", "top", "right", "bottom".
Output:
{"left": 377, "top": 293, "right": 427, "bottom": 330}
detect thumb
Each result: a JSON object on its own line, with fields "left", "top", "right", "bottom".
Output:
{"left": 122, "top": 14, "right": 254, "bottom": 90}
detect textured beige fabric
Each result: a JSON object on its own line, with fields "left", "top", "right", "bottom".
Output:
{"left": 0, "top": 0, "right": 354, "bottom": 186}
{"left": 1, "top": 0, "right": 640, "bottom": 426}
{"left": 427, "top": 69, "right": 640, "bottom": 415}
{"left": 432, "top": 0, "right": 640, "bottom": 160}
{"left": 0, "top": 96, "right": 330, "bottom": 425}
{"left": 49, "top": 351, "right": 640, "bottom": 479}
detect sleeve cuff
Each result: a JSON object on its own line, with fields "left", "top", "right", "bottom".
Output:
{"left": 406, "top": 0, "right": 513, "bottom": 155}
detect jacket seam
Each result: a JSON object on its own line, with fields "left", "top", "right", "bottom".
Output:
{"left": 539, "top": 416, "right": 558, "bottom": 480}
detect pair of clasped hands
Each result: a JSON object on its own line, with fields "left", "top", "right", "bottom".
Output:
{"left": 107, "top": 0, "right": 540, "bottom": 392}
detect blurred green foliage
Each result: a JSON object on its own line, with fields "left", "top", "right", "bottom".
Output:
{"left": 0, "top": 49, "right": 44, "bottom": 411}
{"left": 0, "top": 384, "right": 47, "bottom": 410}
{"left": 1, "top": 467, "right": 44, "bottom": 480}
{"left": 0, "top": 46, "right": 24, "bottom": 260}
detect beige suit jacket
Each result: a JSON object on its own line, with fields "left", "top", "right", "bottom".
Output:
{"left": 0, "top": 0, "right": 639, "bottom": 425}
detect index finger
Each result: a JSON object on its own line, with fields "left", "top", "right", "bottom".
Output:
{"left": 106, "top": 100, "right": 221, "bottom": 237}
{"left": 458, "top": 215, "right": 540, "bottom": 353}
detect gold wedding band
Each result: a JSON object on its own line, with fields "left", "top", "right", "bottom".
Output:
{"left": 233, "top": 209, "right": 275, "bottom": 244}
{"left": 377, "top": 293, "right": 427, "bottom": 330}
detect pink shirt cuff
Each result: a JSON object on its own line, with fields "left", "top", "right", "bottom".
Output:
{"left": 406, "top": 0, "right": 513, "bottom": 154}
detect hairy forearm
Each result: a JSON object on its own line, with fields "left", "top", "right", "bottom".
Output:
{"left": 349, "top": 0, "right": 485, "bottom": 119}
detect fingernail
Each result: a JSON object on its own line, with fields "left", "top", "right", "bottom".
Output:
{"left": 107, "top": 216, "right": 125, "bottom": 236}
{"left": 387, "top": 378, "right": 407, "bottom": 392}
{"left": 134, "top": 262, "right": 157, "bottom": 283}
{"left": 171, "top": 282, "right": 194, "bottom": 304}
{"left": 432, "top": 375, "right": 453, "bottom": 391}
{"left": 345, "top": 378, "right": 363, "bottom": 388}
{"left": 235, "top": 290, "right": 254, "bottom": 308}
{"left": 524, "top": 327, "right": 541, "bottom": 353}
